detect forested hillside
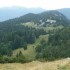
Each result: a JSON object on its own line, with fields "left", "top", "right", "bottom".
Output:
{"left": 36, "top": 27, "right": 70, "bottom": 60}
{"left": 0, "top": 10, "right": 70, "bottom": 63}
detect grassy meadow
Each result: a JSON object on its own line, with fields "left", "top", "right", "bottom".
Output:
{"left": 0, "top": 58, "right": 70, "bottom": 70}
{"left": 13, "top": 35, "right": 48, "bottom": 60}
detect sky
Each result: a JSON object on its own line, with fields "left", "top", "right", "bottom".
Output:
{"left": 0, "top": 0, "right": 70, "bottom": 10}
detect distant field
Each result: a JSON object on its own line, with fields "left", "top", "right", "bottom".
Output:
{"left": 46, "top": 25, "right": 63, "bottom": 30}
{"left": 21, "top": 22, "right": 37, "bottom": 27}
{"left": 21, "top": 22, "right": 64, "bottom": 31}
{"left": 0, "top": 58, "right": 70, "bottom": 70}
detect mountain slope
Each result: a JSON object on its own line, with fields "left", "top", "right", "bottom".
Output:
{"left": 1, "top": 10, "right": 70, "bottom": 27}
{"left": 0, "top": 10, "right": 70, "bottom": 63}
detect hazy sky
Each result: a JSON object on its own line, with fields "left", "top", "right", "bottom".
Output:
{"left": 0, "top": 0, "right": 70, "bottom": 10}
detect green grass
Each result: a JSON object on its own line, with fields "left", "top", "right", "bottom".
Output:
{"left": 13, "top": 35, "right": 48, "bottom": 60}
{"left": 13, "top": 44, "right": 36, "bottom": 60}
{"left": 42, "top": 25, "right": 64, "bottom": 31}
{"left": 21, "top": 22, "right": 37, "bottom": 27}
{"left": 35, "top": 35, "right": 48, "bottom": 45}
{"left": 21, "top": 22, "right": 64, "bottom": 32}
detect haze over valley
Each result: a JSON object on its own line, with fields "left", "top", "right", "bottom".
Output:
{"left": 0, "top": 7, "right": 70, "bottom": 21}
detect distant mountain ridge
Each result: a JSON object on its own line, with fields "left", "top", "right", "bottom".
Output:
{"left": 58, "top": 8, "right": 70, "bottom": 20}
{"left": 0, "top": 7, "right": 70, "bottom": 21}
{"left": 1, "top": 10, "right": 69, "bottom": 27}
{"left": 0, "top": 6, "right": 45, "bottom": 21}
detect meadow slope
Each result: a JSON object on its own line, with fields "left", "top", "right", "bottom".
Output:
{"left": 0, "top": 58, "right": 70, "bottom": 70}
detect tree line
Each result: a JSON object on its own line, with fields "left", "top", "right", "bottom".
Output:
{"left": 36, "top": 27, "right": 70, "bottom": 60}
